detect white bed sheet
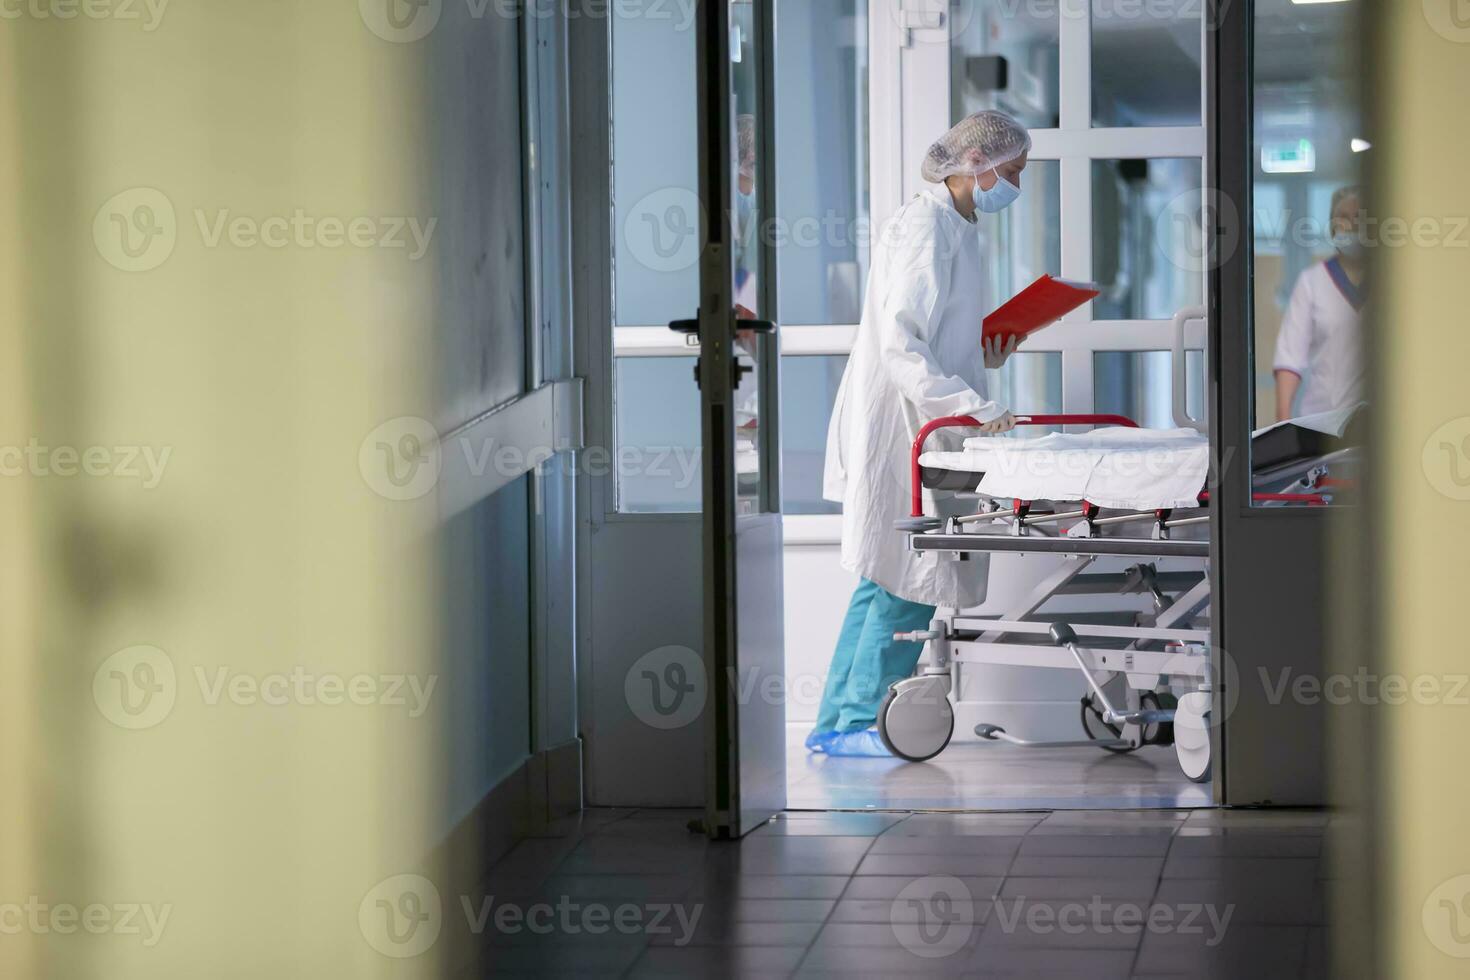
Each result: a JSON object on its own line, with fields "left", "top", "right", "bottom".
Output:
{"left": 917, "top": 427, "right": 1209, "bottom": 509}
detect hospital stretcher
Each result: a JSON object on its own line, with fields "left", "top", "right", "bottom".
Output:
{"left": 878, "top": 412, "right": 1343, "bottom": 782}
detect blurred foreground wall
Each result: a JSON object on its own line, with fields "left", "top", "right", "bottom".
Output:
{"left": 1338, "top": 3, "right": 1470, "bottom": 978}
{"left": 0, "top": 5, "right": 445, "bottom": 977}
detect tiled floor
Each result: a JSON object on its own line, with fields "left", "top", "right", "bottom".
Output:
{"left": 453, "top": 807, "right": 1338, "bottom": 978}
{"left": 786, "top": 726, "right": 1212, "bottom": 810}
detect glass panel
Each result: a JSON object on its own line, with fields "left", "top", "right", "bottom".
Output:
{"left": 950, "top": 0, "right": 1060, "bottom": 129}
{"left": 773, "top": 348, "right": 1063, "bottom": 516}
{"left": 615, "top": 357, "right": 702, "bottom": 513}
{"left": 990, "top": 351, "right": 1063, "bottom": 438}
{"left": 1249, "top": 0, "right": 1364, "bottom": 505}
{"left": 730, "top": 0, "right": 764, "bottom": 513}
{"left": 776, "top": 0, "right": 870, "bottom": 325}
{"left": 611, "top": 7, "right": 699, "bottom": 327}
{"left": 1092, "top": 158, "right": 1204, "bottom": 320}
{"left": 981, "top": 160, "right": 1060, "bottom": 318}
{"left": 1093, "top": 350, "right": 1203, "bottom": 431}
{"left": 1091, "top": 0, "right": 1202, "bottom": 127}
{"left": 780, "top": 356, "right": 847, "bottom": 515}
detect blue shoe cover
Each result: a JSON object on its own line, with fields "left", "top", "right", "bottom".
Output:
{"left": 804, "top": 730, "right": 838, "bottom": 753}
{"left": 823, "top": 729, "right": 893, "bottom": 758}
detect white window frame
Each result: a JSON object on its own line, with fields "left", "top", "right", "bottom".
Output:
{"left": 612, "top": 1, "right": 1210, "bottom": 539}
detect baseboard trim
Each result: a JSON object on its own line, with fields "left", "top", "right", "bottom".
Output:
{"left": 433, "top": 738, "right": 583, "bottom": 898}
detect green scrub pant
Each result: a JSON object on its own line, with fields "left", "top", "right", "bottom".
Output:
{"left": 813, "top": 578, "right": 936, "bottom": 734}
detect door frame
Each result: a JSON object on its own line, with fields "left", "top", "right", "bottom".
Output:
{"left": 1209, "top": 0, "right": 1331, "bottom": 806}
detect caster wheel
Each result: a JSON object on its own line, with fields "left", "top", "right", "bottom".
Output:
{"left": 1173, "top": 691, "right": 1212, "bottom": 783}
{"left": 877, "top": 675, "right": 953, "bottom": 762}
{"left": 1080, "top": 693, "right": 1139, "bottom": 753}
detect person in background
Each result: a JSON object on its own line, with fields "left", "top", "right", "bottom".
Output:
{"left": 732, "top": 115, "right": 761, "bottom": 443}
{"left": 733, "top": 114, "right": 759, "bottom": 316}
{"left": 1273, "top": 185, "right": 1368, "bottom": 421}
{"left": 809, "top": 110, "right": 1027, "bottom": 757}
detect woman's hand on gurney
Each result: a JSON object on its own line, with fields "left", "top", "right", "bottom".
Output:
{"left": 983, "top": 333, "right": 1019, "bottom": 369}
{"left": 977, "top": 411, "right": 1016, "bottom": 434}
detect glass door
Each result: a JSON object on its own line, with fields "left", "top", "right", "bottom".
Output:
{"left": 678, "top": 0, "right": 786, "bottom": 838}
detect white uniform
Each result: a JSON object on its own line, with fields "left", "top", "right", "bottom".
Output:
{"left": 822, "top": 187, "right": 1006, "bottom": 607}
{"left": 1272, "top": 260, "right": 1365, "bottom": 417}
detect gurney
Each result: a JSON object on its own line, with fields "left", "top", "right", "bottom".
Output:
{"left": 879, "top": 411, "right": 1344, "bottom": 782}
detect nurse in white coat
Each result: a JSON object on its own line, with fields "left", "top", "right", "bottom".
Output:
{"left": 808, "top": 110, "right": 1031, "bottom": 757}
{"left": 1273, "top": 185, "right": 1367, "bottom": 421}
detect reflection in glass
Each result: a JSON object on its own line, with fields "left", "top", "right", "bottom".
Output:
{"left": 781, "top": 356, "right": 847, "bottom": 515}
{"left": 1091, "top": 0, "right": 1201, "bottom": 127}
{"left": 990, "top": 352, "right": 1063, "bottom": 438}
{"left": 1267, "top": 186, "right": 1366, "bottom": 423}
{"left": 730, "top": 0, "right": 763, "bottom": 511}
{"left": 610, "top": 8, "right": 698, "bottom": 327}
{"left": 980, "top": 161, "right": 1061, "bottom": 323}
{"left": 776, "top": 0, "right": 869, "bottom": 325}
{"left": 950, "top": 0, "right": 1060, "bottom": 130}
{"left": 615, "top": 357, "right": 702, "bottom": 513}
{"left": 1248, "top": 0, "right": 1365, "bottom": 505}
{"left": 1094, "top": 350, "right": 1203, "bottom": 431}
{"left": 1092, "top": 159, "right": 1204, "bottom": 321}
{"left": 1252, "top": 1, "right": 1365, "bottom": 429}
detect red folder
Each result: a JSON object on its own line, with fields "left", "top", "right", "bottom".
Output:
{"left": 983, "top": 274, "right": 1099, "bottom": 345}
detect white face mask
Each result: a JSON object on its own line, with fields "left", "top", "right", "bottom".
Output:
{"left": 973, "top": 168, "right": 1021, "bottom": 213}
{"left": 1331, "top": 229, "right": 1366, "bottom": 259}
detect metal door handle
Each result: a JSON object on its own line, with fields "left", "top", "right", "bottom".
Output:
{"left": 669, "top": 314, "right": 776, "bottom": 336}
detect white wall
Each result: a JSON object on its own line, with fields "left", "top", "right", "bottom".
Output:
{"left": 781, "top": 542, "right": 862, "bottom": 725}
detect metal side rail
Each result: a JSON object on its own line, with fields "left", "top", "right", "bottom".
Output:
{"left": 909, "top": 530, "right": 1210, "bottom": 559}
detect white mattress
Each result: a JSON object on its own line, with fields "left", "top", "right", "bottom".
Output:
{"left": 918, "top": 427, "right": 1209, "bottom": 509}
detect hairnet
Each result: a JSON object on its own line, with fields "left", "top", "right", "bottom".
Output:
{"left": 1331, "top": 185, "right": 1363, "bottom": 214}
{"left": 920, "top": 110, "right": 1031, "bottom": 183}
{"left": 737, "top": 114, "right": 756, "bottom": 180}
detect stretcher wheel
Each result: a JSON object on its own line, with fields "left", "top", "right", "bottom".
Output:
{"left": 877, "top": 675, "right": 953, "bottom": 762}
{"left": 1172, "top": 691, "right": 1212, "bottom": 783}
{"left": 1080, "top": 693, "right": 1139, "bottom": 753}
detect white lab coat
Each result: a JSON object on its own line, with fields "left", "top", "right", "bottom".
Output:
{"left": 1272, "top": 260, "right": 1365, "bottom": 417}
{"left": 822, "top": 186, "right": 1007, "bottom": 607}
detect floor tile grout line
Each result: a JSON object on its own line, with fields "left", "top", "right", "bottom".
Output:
{"left": 1123, "top": 815, "right": 1181, "bottom": 977}
{"left": 965, "top": 820, "right": 1031, "bottom": 957}
{"left": 499, "top": 805, "right": 1329, "bottom": 978}
{"left": 787, "top": 812, "right": 900, "bottom": 977}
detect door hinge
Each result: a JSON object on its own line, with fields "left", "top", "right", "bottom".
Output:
{"left": 899, "top": 1, "right": 945, "bottom": 46}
